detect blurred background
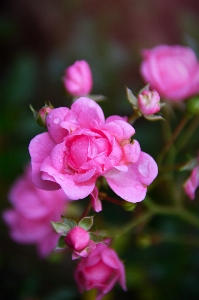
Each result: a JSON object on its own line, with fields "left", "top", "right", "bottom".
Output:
{"left": 1, "top": 0, "right": 199, "bottom": 299}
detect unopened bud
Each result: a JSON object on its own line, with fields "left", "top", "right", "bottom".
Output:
{"left": 30, "top": 103, "right": 53, "bottom": 127}
{"left": 65, "top": 226, "right": 90, "bottom": 251}
{"left": 138, "top": 89, "right": 160, "bottom": 116}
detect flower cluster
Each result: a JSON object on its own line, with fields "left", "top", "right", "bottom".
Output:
{"left": 29, "top": 97, "right": 158, "bottom": 205}
{"left": 4, "top": 43, "right": 199, "bottom": 299}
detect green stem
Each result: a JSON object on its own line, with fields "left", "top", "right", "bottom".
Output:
{"left": 175, "top": 116, "right": 199, "bottom": 154}
{"left": 144, "top": 197, "right": 199, "bottom": 229}
{"left": 80, "top": 201, "right": 92, "bottom": 220}
{"left": 158, "top": 114, "right": 189, "bottom": 166}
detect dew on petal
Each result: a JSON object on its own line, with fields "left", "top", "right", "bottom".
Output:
{"left": 138, "top": 161, "right": 149, "bottom": 177}
{"left": 54, "top": 117, "right": 61, "bottom": 124}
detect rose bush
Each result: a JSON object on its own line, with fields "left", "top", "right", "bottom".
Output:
{"left": 29, "top": 97, "right": 158, "bottom": 204}
{"left": 74, "top": 243, "right": 126, "bottom": 300}
{"left": 140, "top": 45, "right": 199, "bottom": 101}
{"left": 3, "top": 165, "right": 68, "bottom": 257}
{"left": 63, "top": 60, "right": 93, "bottom": 96}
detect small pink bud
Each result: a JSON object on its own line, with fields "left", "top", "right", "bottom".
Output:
{"left": 138, "top": 89, "right": 160, "bottom": 115}
{"left": 30, "top": 104, "right": 53, "bottom": 127}
{"left": 65, "top": 226, "right": 90, "bottom": 251}
{"left": 63, "top": 60, "right": 93, "bottom": 96}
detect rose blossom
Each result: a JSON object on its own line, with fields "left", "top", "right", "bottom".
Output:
{"left": 3, "top": 165, "right": 68, "bottom": 257}
{"left": 74, "top": 243, "right": 126, "bottom": 300}
{"left": 29, "top": 97, "right": 158, "bottom": 204}
{"left": 140, "top": 45, "right": 199, "bottom": 101}
{"left": 138, "top": 89, "right": 160, "bottom": 115}
{"left": 184, "top": 156, "right": 199, "bottom": 200}
{"left": 63, "top": 60, "right": 93, "bottom": 96}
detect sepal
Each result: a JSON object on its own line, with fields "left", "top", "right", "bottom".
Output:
{"left": 61, "top": 216, "right": 77, "bottom": 228}
{"left": 78, "top": 216, "right": 94, "bottom": 231}
{"left": 51, "top": 221, "right": 73, "bottom": 236}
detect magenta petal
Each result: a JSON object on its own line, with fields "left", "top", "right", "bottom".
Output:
{"left": 105, "top": 152, "right": 158, "bottom": 202}
{"left": 46, "top": 107, "right": 70, "bottom": 143}
{"left": 40, "top": 159, "right": 95, "bottom": 200}
{"left": 90, "top": 186, "right": 102, "bottom": 212}
{"left": 123, "top": 140, "right": 141, "bottom": 163}
{"left": 71, "top": 97, "right": 105, "bottom": 126}
{"left": 29, "top": 133, "right": 60, "bottom": 190}
{"left": 104, "top": 120, "right": 135, "bottom": 142}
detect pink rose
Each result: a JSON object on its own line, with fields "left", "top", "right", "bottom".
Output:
{"left": 74, "top": 243, "right": 126, "bottom": 300}
{"left": 138, "top": 89, "right": 160, "bottom": 115}
{"left": 3, "top": 165, "right": 68, "bottom": 257}
{"left": 184, "top": 165, "right": 199, "bottom": 200}
{"left": 29, "top": 97, "right": 158, "bottom": 204}
{"left": 63, "top": 60, "right": 93, "bottom": 96}
{"left": 140, "top": 45, "right": 199, "bottom": 101}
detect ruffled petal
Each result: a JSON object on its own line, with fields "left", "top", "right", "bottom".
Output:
{"left": 46, "top": 107, "right": 70, "bottom": 143}
{"left": 105, "top": 152, "right": 158, "bottom": 202}
{"left": 29, "top": 133, "right": 60, "bottom": 190}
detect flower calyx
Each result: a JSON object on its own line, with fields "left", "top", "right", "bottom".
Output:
{"left": 51, "top": 216, "right": 102, "bottom": 260}
{"left": 30, "top": 102, "right": 54, "bottom": 127}
{"left": 126, "top": 85, "right": 164, "bottom": 121}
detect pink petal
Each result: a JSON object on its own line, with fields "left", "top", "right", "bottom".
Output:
{"left": 46, "top": 107, "right": 70, "bottom": 143}
{"left": 123, "top": 140, "right": 141, "bottom": 163}
{"left": 40, "top": 158, "right": 95, "bottom": 200}
{"left": 29, "top": 133, "right": 60, "bottom": 190}
{"left": 105, "top": 152, "right": 158, "bottom": 202}
{"left": 90, "top": 186, "right": 102, "bottom": 212}
{"left": 71, "top": 97, "right": 105, "bottom": 127}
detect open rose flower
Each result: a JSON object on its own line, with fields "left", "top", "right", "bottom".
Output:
{"left": 140, "top": 45, "right": 199, "bottom": 101}
{"left": 63, "top": 60, "right": 93, "bottom": 96}
{"left": 74, "top": 243, "right": 126, "bottom": 300}
{"left": 3, "top": 165, "right": 68, "bottom": 257}
{"left": 29, "top": 97, "right": 158, "bottom": 204}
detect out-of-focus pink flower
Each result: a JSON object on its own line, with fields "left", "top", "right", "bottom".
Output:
{"left": 140, "top": 45, "right": 199, "bottom": 101}
{"left": 29, "top": 97, "right": 158, "bottom": 204}
{"left": 138, "top": 89, "right": 160, "bottom": 115}
{"left": 63, "top": 60, "right": 93, "bottom": 97}
{"left": 74, "top": 243, "right": 126, "bottom": 300}
{"left": 3, "top": 165, "right": 68, "bottom": 257}
{"left": 184, "top": 165, "right": 199, "bottom": 200}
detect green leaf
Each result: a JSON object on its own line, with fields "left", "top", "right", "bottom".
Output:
{"left": 78, "top": 216, "right": 94, "bottom": 231}
{"left": 51, "top": 221, "right": 71, "bottom": 236}
{"left": 138, "top": 83, "right": 150, "bottom": 94}
{"left": 55, "top": 236, "right": 67, "bottom": 250}
{"left": 89, "top": 232, "right": 103, "bottom": 243}
{"left": 61, "top": 216, "right": 77, "bottom": 228}
{"left": 126, "top": 86, "right": 138, "bottom": 107}
{"left": 144, "top": 114, "right": 164, "bottom": 121}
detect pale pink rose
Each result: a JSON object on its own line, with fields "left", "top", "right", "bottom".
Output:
{"left": 74, "top": 243, "right": 126, "bottom": 300}
{"left": 140, "top": 45, "right": 199, "bottom": 101}
{"left": 184, "top": 166, "right": 199, "bottom": 200}
{"left": 3, "top": 165, "right": 68, "bottom": 257}
{"left": 63, "top": 60, "right": 93, "bottom": 96}
{"left": 138, "top": 89, "right": 160, "bottom": 115}
{"left": 29, "top": 97, "right": 158, "bottom": 203}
